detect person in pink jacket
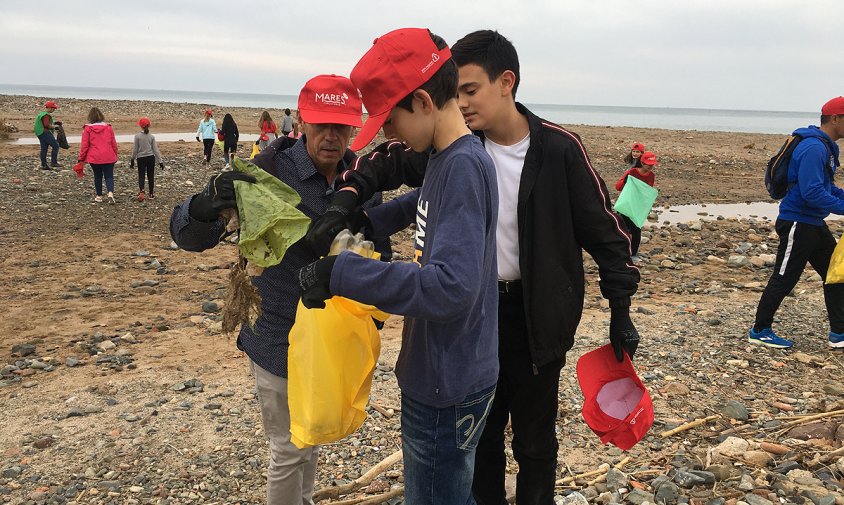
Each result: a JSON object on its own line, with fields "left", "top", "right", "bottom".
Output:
{"left": 78, "top": 107, "right": 119, "bottom": 203}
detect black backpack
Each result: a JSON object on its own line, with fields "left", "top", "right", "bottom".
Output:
{"left": 765, "top": 133, "right": 836, "bottom": 200}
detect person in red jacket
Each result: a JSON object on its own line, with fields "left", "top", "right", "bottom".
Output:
{"left": 257, "top": 110, "right": 278, "bottom": 151}
{"left": 78, "top": 107, "right": 119, "bottom": 204}
{"left": 615, "top": 151, "right": 657, "bottom": 257}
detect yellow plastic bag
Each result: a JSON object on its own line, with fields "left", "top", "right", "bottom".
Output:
{"left": 826, "top": 237, "right": 844, "bottom": 284}
{"left": 288, "top": 241, "right": 388, "bottom": 449}
{"left": 250, "top": 142, "right": 260, "bottom": 159}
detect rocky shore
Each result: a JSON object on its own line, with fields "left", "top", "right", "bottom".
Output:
{"left": 2, "top": 95, "right": 844, "bottom": 505}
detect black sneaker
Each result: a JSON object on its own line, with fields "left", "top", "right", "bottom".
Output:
{"left": 51, "top": 162, "right": 63, "bottom": 168}
{"left": 40, "top": 165, "right": 51, "bottom": 170}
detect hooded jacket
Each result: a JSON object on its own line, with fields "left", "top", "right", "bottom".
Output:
{"left": 78, "top": 122, "right": 118, "bottom": 165}
{"left": 779, "top": 126, "right": 844, "bottom": 226}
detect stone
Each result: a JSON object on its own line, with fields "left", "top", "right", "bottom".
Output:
{"left": 202, "top": 301, "right": 220, "bottom": 313}
{"left": 728, "top": 255, "right": 750, "bottom": 268}
{"left": 66, "top": 407, "right": 84, "bottom": 418}
{"left": 742, "top": 450, "right": 773, "bottom": 467}
{"left": 655, "top": 481, "right": 681, "bottom": 505}
{"left": 560, "top": 491, "right": 589, "bottom": 505}
{"left": 687, "top": 470, "right": 715, "bottom": 485}
{"left": 662, "top": 382, "right": 691, "bottom": 396}
{"left": 742, "top": 494, "right": 772, "bottom": 505}
{"left": 97, "top": 340, "right": 116, "bottom": 351}
{"left": 786, "top": 422, "right": 835, "bottom": 441}
{"left": 675, "top": 469, "right": 707, "bottom": 488}
{"left": 606, "top": 468, "right": 628, "bottom": 492}
{"left": 706, "top": 464, "right": 733, "bottom": 481}
{"left": 65, "top": 357, "right": 81, "bottom": 367}
{"left": 1, "top": 466, "right": 22, "bottom": 478}
{"left": 11, "top": 344, "right": 35, "bottom": 357}
{"left": 823, "top": 384, "right": 844, "bottom": 396}
{"left": 738, "top": 474, "right": 755, "bottom": 491}
{"left": 627, "top": 488, "right": 655, "bottom": 505}
{"left": 721, "top": 400, "right": 749, "bottom": 421}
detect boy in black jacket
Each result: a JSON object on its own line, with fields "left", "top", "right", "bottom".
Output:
{"left": 305, "top": 30, "right": 641, "bottom": 505}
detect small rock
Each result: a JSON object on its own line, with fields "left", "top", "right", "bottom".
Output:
{"left": 606, "top": 468, "right": 627, "bottom": 492}
{"left": 65, "top": 357, "right": 81, "bottom": 367}
{"left": 97, "top": 340, "right": 116, "bottom": 351}
{"left": 560, "top": 491, "right": 589, "bottom": 505}
{"left": 202, "top": 301, "right": 220, "bottom": 313}
{"left": 626, "top": 488, "right": 655, "bottom": 505}
{"left": 742, "top": 494, "right": 772, "bottom": 505}
{"left": 721, "top": 400, "right": 749, "bottom": 421}
{"left": 655, "top": 481, "right": 681, "bottom": 504}
{"left": 675, "top": 469, "right": 707, "bottom": 488}
{"left": 738, "top": 474, "right": 754, "bottom": 491}
{"left": 11, "top": 344, "right": 35, "bottom": 357}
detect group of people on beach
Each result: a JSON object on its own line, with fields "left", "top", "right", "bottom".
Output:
{"left": 195, "top": 108, "right": 300, "bottom": 168}
{"left": 32, "top": 25, "right": 844, "bottom": 505}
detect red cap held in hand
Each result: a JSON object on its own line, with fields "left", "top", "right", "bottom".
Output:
{"left": 576, "top": 344, "right": 654, "bottom": 450}
{"left": 349, "top": 28, "right": 452, "bottom": 151}
{"left": 297, "top": 74, "right": 363, "bottom": 127}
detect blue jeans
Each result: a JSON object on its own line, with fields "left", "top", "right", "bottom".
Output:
{"left": 91, "top": 163, "right": 115, "bottom": 195}
{"left": 401, "top": 385, "right": 496, "bottom": 504}
{"left": 37, "top": 131, "right": 59, "bottom": 166}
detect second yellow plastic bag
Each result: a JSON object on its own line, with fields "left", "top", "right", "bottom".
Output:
{"left": 826, "top": 237, "right": 844, "bottom": 284}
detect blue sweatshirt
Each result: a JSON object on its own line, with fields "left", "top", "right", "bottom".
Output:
{"left": 330, "top": 134, "right": 499, "bottom": 408}
{"left": 779, "top": 126, "right": 844, "bottom": 225}
{"left": 196, "top": 119, "right": 218, "bottom": 139}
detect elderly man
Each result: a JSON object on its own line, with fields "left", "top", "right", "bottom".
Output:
{"left": 169, "top": 74, "right": 389, "bottom": 505}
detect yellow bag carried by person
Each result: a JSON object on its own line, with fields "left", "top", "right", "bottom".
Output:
{"left": 288, "top": 236, "right": 389, "bottom": 448}
{"left": 826, "top": 237, "right": 844, "bottom": 284}
{"left": 250, "top": 142, "right": 260, "bottom": 159}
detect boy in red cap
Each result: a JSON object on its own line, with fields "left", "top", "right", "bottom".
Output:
{"left": 34, "top": 101, "right": 61, "bottom": 169}
{"left": 303, "top": 30, "right": 640, "bottom": 505}
{"left": 297, "top": 28, "right": 500, "bottom": 503}
{"left": 749, "top": 96, "right": 844, "bottom": 349}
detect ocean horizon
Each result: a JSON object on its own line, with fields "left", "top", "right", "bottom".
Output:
{"left": 0, "top": 83, "right": 819, "bottom": 135}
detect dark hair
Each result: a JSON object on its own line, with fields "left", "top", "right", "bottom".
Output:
{"left": 222, "top": 113, "right": 234, "bottom": 129}
{"left": 624, "top": 152, "right": 643, "bottom": 167}
{"left": 395, "top": 31, "right": 458, "bottom": 113}
{"left": 87, "top": 107, "right": 105, "bottom": 123}
{"left": 820, "top": 114, "right": 843, "bottom": 125}
{"left": 259, "top": 110, "right": 273, "bottom": 128}
{"left": 451, "top": 30, "right": 520, "bottom": 99}
{"left": 285, "top": 108, "right": 291, "bottom": 115}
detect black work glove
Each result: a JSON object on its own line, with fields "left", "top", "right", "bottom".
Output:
{"left": 188, "top": 172, "right": 256, "bottom": 222}
{"left": 297, "top": 255, "right": 338, "bottom": 309}
{"left": 303, "top": 190, "right": 366, "bottom": 258}
{"left": 609, "top": 305, "right": 639, "bottom": 362}
{"left": 196, "top": 136, "right": 201, "bottom": 142}
{"left": 159, "top": 163, "right": 165, "bottom": 170}
{"left": 130, "top": 161, "right": 135, "bottom": 169}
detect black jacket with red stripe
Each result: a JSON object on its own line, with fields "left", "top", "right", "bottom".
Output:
{"left": 339, "top": 103, "right": 639, "bottom": 367}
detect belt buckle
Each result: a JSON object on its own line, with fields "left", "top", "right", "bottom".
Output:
{"left": 499, "top": 280, "right": 514, "bottom": 294}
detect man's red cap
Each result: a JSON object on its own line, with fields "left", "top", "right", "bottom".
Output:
{"left": 822, "top": 96, "right": 844, "bottom": 116}
{"left": 640, "top": 151, "right": 658, "bottom": 166}
{"left": 137, "top": 117, "right": 151, "bottom": 128}
{"left": 297, "top": 74, "right": 362, "bottom": 128}
{"left": 576, "top": 344, "right": 654, "bottom": 450}
{"left": 45, "top": 101, "right": 59, "bottom": 110}
{"left": 631, "top": 142, "right": 645, "bottom": 152}
{"left": 349, "top": 28, "right": 452, "bottom": 151}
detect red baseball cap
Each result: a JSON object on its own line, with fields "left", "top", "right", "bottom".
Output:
{"left": 45, "top": 101, "right": 59, "bottom": 109}
{"left": 640, "top": 151, "right": 658, "bottom": 166}
{"left": 137, "top": 117, "right": 151, "bottom": 128}
{"left": 297, "top": 74, "right": 363, "bottom": 128}
{"left": 349, "top": 28, "right": 452, "bottom": 151}
{"left": 631, "top": 142, "right": 645, "bottom": 152}
{"left": 821, "top": 96, "right": 844, "bottom": 116}
{"left": 204, "top": 109, "right": 213, "bottom": 116}
{"left": 576, "top": 344, "right": 654, "bottom": 450}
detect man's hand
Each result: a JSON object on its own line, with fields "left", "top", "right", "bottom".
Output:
{"left": 196, "top": 136, "right": 201, "bottom": 142}
{"left": 159, "top": 163, "right": 165, "bottom": 170}
{"left": 303, "top": 190, "right": 363, "bottom": 258}
{"left": 130, "top": 160, "right": 135, "bottom": 169}
{"left": 609, "top": 306, "right": 640, "bottom": 362}
{"left": 188, "top": 172, "right": 256, "bottom": 222}
{"left": 297, "top": 256, "right": 337, "bottom": 309}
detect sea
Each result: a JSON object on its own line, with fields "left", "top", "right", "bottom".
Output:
{"left": 0, "top": 83, "right": 819, "bottom": 135}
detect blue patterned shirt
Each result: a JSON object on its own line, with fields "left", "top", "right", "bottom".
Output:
{"left": 170, "top": 137, "right": 388, "bottom": 377}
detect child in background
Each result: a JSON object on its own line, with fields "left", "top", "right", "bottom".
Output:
{"left": 196, "top": 109, "right": 217, "bottom": 164}
{"left": 297, "top": 28, "right": 499, "bottom": 503}
{"left": 624, "top": 142, "right": 645, "bottom": 169}
{"left": 280, "top": 108, "right": 295, "bottom": 137}
{"left": 130, "top": 117, "right": 164, "bottom": 201}
{"left": 616, "top": 151, "right": 658, "bottom": 257}
{"left": 258, "top": 110, "right": 278, "bottom": 151}
{"left": 78, "top": 107, "right": 119, "bottom": 204}
{"left": 220, "top": 113, "right": 239, "bottom": 170}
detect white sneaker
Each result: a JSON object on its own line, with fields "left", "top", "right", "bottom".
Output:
{"left": 107, "top": 192, "right": 115, "bottom": 204}
{"left": 94, "top": 195, "right": 103, "bottom": 203}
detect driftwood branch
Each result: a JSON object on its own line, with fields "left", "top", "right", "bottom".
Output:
{"left": 314, "top": 450, "right": 402, "bottom": 502}
{"left": 554, "top": 456, "right": 631, "bottom": 486}
{"left": 781, "top": 409, "right": 844, "bottom": 427}
{"left": 660, "top": 415, "right": 718, "bottom": 438}
{"left": 328, "top": 487, "right": 404, "bottom": 505}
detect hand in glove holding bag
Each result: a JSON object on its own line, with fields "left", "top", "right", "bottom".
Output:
{"left": 303, "top": 190, "right": 370, "bottom": 258}
{"left": 609, "top": 304, "right": 640, "bottom": 362}
{"left": 297, "top": 256, "right": 337, "bottom": 309}
{"left": 188, "top": 172, "right": 256, "bottom": 222}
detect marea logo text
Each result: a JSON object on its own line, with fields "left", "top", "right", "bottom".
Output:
{"left": 315, "top": 92, "right": 349, "bottom": 106}
{"left": 420, "top": 53, "right": 440, "bottom": 74}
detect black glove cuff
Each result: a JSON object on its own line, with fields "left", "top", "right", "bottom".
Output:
{"left": 609, "top": 297, "right": 631, "bottom": 310}
{"left": 330, "top": 189, "right": 360, "bottom": 213}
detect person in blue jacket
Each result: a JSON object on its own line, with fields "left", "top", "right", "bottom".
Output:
{"left": 749, "top": 96, "right": 844, "bottom": 349}
{"left": 195, "top": 109, "right": 217, "bottom": 164}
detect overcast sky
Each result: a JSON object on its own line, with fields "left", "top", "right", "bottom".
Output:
{"left": 1, "top": 0, "right": 841, "bottom": 112}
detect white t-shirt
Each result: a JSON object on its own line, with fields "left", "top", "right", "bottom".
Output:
{"left": 485, "top": 133, "right": 530, "bottom": 280}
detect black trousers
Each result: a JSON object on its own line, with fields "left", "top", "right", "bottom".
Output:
{"left": 754, "top": 219, "right": 844, "bottom": 334}
{"left": 620, "top": 214, "right": 641, "bottom": 256}
{"left": 137, "top": 155, "right": 155, "bottom": 193}
{"left": 203, "top": 138, "right": 214, "bottom": 161}
{"left": 472, "top": 289, "right": 564, "bottom": 505}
